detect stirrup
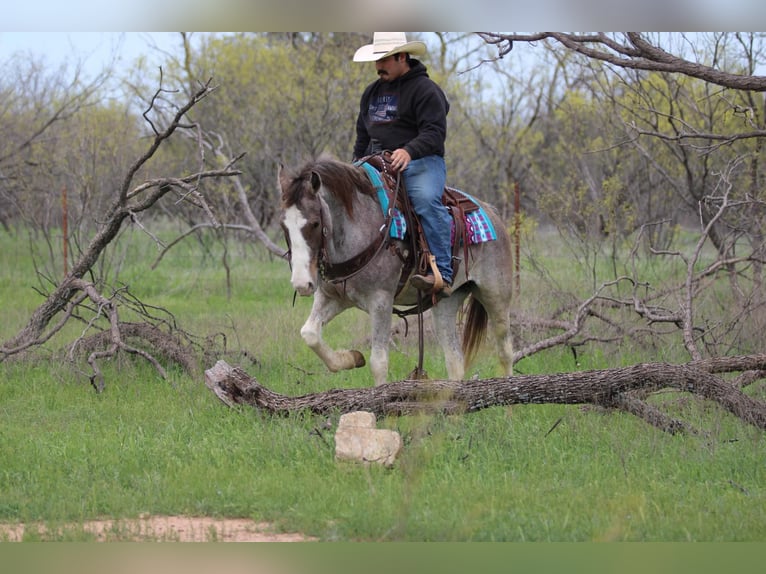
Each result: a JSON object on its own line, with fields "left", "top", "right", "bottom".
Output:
{"left": 426, "top": 254, "right": 444, "bottom": 291}
{"left": 410, "top": 274, "right": 452, "bottom": 297}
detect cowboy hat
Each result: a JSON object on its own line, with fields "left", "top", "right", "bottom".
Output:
{"left": 353, "top": 32, "right": 427, "bottom": 62}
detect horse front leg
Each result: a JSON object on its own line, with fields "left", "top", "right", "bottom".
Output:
{"left": 300, "top": 292, "right": 365, "bottom": 374}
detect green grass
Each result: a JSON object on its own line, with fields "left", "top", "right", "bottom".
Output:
{"left": 1, "top": 226, "right": 764, "bottom": 541}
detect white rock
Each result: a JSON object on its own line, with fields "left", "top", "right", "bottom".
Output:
{"left": 334, "top": 411, "right": 402, "bottom": 467}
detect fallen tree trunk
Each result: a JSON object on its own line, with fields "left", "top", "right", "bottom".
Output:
{"left": 204, "top": 356, "right": 766, "bottom": 434}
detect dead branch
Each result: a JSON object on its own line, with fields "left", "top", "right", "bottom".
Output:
{"left": 511, "top": 278, "right": 630, "bottom": 362}
{"left": 73, "top": 321, "right": 202, "bottom": 378}
{"left": 66, "top": 278, "right": 167, "bottom": 391}
{"left": 150, "top": 127, "right": 287, "bottom": 271}
{"left": 205, "top": 356, "right": 766, "bottom": 434}
{"left": 477, "top": 33, "right": 766, "bottom": 92}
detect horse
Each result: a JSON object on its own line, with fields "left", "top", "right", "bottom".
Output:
{"left": 278, "top": 155, "right": 514, "bottom": 386}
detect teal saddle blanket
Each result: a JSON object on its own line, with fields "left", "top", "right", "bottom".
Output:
{"left": 359, "top": 161, "right": 497, "bottom": 245}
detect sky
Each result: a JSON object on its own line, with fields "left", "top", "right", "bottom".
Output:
{"left": 2, "top": 2, "right": 765, "bottom": 84}
{"left": 2, "top": 0, "right": 765, "bottom": 33}
{"left": 0, "top": 33, "right": 184, "bottom": 80}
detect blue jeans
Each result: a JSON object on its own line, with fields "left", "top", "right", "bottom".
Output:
{"left": 402, "top": 155, "right": 453, "bottom": 284}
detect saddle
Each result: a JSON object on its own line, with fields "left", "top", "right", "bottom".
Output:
{"left": 359, "top": 152, "right": 481, "bottom": 303}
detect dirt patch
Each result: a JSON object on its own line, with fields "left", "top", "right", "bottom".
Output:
{"left": 0, "top": 515, "right": 316, "bottom": 542}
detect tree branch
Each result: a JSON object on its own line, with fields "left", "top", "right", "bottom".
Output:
{"left": 478, "top": 32, "right": 766, "bottom": 91}
{"left": 205, "top": 357, "right": 766, "bottom": 433}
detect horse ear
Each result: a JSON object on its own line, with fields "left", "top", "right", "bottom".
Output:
{"left": 310, "top": 171, "right": 322, "bottom": 193}
{"left": 277, "top": 163, "right": 290, "bottom": 197}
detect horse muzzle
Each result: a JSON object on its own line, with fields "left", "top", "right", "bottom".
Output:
{"left": 290, "top": 265, "right": 318, "bottom": 296}
{"left": 293, "top": 282, "right": 316, "bottom": 297}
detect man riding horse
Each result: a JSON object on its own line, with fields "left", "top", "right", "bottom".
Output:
{"left": 352, "top": 32, "right": 453, "bottom": 298}
{"left": 277, "top": 33, "right": 515, "bottom": 386}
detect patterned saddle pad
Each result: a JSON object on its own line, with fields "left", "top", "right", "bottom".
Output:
{"left": 359, "top": 161, "right": 497, "bottom": 245}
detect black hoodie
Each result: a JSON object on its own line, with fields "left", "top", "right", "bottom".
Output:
{"left": 353, "top": 59, "right": 450, "bottom": 161}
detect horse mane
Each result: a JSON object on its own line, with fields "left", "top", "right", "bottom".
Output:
{"left": 282, "top": 156, "right": 375, "bottom": 218}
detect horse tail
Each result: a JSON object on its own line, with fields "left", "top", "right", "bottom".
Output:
{"left": 461, "top": 295, "right": 488, "bottom": 369}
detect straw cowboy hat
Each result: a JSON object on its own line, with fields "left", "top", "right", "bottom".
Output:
{"left": 353, "top": 32, "right": 427, "bottom": 62}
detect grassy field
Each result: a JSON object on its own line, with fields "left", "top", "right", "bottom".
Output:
{"left": 0, "top": 225, "right": 764, "bottom": 542}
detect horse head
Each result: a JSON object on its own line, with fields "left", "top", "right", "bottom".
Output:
{"left": 278, "top": 163, "right": 327, "bottom": 296}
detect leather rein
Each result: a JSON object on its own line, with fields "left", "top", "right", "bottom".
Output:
{"left": 318, "top": 205, "right": 394, "bottom": 284}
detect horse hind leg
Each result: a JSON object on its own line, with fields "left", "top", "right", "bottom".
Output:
{"left": 459, "top": 282, "right": 514, "bottom": 377}
{"left": 430, "top": 292, "right": 469, "bottom": 380}
{"left": 492, "top": 313, "right": 514, "bottom": 376}
{"left": 300, "top": 294, "right": 365, "bottom": 374}
{"left": 480, "top": 292, "right": 514, "bottom": 376}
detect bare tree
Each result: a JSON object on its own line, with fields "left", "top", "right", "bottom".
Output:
{"left": 1, "top": 77, "right": 243, "bottom": 391}
{"left": 470, "top": 32, "right": 766, "bottom": 354}
{"left": 0, "top": 55, "right": 110, "bottom": 231}
{"left": 511, "top": 169, "right": 766, "bottom": 360}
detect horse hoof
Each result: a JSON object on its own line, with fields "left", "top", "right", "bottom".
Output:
{"left": 351, "top": 350, "right": 366, "bottom": 368}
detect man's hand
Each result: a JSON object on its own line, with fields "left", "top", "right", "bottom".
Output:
{"left": 390, "top": 148, "right": 412, "bottom": 171}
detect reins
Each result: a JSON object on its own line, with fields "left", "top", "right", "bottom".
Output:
{"left": 318, "top": 211, "right": 392, "bottom": 283}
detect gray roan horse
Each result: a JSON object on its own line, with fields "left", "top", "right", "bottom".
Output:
{"left": 278, "top": 155, "right": 514, "bottom": 386}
